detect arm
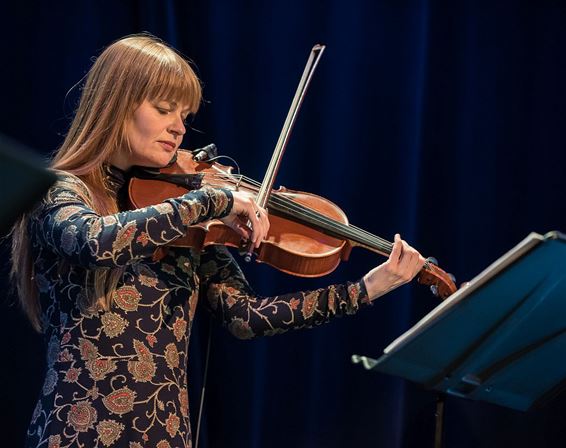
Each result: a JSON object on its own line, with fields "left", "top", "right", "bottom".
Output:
{"left": 197, "top": 246, "right": 371, "bottom": 339}
{"left": 31, "top": 174, "right": 233, "bottom": 268}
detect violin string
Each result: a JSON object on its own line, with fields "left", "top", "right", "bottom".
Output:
{"left": 245, "top": 177, "right": 394, "bottom": 251}
{"left": 201, "top": 173, "right": 432, "bottom": 270}
{"left": 201, "top": 173, "right": 393, "bottom": 253}
{"left": 198, "top": 170, "right": 381, "bottom": 245}
{"left": 223, "top": 176, "right": 393, "bottom": 252}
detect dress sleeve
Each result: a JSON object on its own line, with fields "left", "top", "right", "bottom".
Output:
{"left": 30, "top": 174, "right": 233, "bottom": 268}
{"left": 197, "top": 246, "right": 372, "bottom": 339}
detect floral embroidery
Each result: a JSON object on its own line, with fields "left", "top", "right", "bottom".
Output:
{"left": 112, "top": 221, "right": 138, "bottom": 253}
{"left": 35, "top": 273, "right": 50, "bottom": 293}
{"left": 101, "top": 312, "right": 128, "bottom": 338}
{"left": 86, "top": 358, "right": 117, "bottom": 381}
{"left": 136, "top": 231, "right": 150, "bottom": 247}
{"left": 151, "top": 203, "right": 174, "bottom": 214}
{"left": 79, "top": 338, "right": 99, "bottom": 361}
{"left": 161, "top": 263, "right": 176, "bottom": 275}
{"left": 63, "top": 367, "right": 81, "bottom": 383}
{"left": 96, "top": 419, "right": 125, "bottom": 447}
{"left": 301, "top": 291, "right": 318, "bottom": 319}
{"left": 67, "top": 400, "right": 97, "bottom": 432}
{"left": 47, "top": 335, "right": 61, "bottom": 367}
{"left": 178, "top": 201, "right": 200, "bottom": 226}
{"left": 42, "top": 368, "right": 58, "bottom": 396}
{"left": 31, "top": 401, "right": 42, "bottom": 424}
{"left": 165, "top": 413, "right": 180, "bottom": 438}
{"left": 88, "top": 219, "right": 102, "bottom": 240}
{"left": 113, "top": 285, "right": 141, "bottom": 312}
{"left": 228, "top": 318, "right": 254, "bottom": 340}
{"left": 102, "top": 215, "right": 118, "bottom": 226}
{"left": 164, "top": 343, "right": 179, "bottom": 369}
{"left": 87, "top": 386, "right": 100, "bottom": 400}
{"left": 53, "top": 206, "right": 82, "bottom": 223}
{"left": 188, "top": 289, "right": 199, "bottom": 321}
{"left": 156, "top": 440, "right": 172, "bottom": 448}
{"left": 176, "top": 255, "right": 191, "bottom": 273}
{"left": 146, "top": 334, "right": 157, "bottom": 347}
{"left": 60, "top": 225, "right": 78, "bottom": 255}
{"left": 328, "top": 286, "right": 337, "bottom": 314}
{"left": 128, "top": 345, "right": 156, "bottom": 383}
{"left": 172, "top": 317, "right": 187, "bottom": 342}
{"left": 102, "top": 387, "right": 136, "bottom": 415}
{"left": 135, "top": 264, "right": 159, "bottom": 288}
{"left": 47, "top": 435, "right": 61, "bottom": 448}
{"left": 61, "top": 332, "right": 71, "bottom": 345}
{"left": 179, "top": 388, "right": 189, "bottom": 418}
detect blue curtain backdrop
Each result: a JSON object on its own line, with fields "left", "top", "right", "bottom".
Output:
{"left": 2, "top": 1, "right": 566, "bottom": 447}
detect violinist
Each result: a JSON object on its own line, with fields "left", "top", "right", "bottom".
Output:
{"left": 11, "top": 34, "right": 425, "bottom": 447}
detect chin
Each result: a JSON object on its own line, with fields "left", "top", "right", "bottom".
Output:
{"left": 141, "top": 153, "right": 176, "bottom": 168}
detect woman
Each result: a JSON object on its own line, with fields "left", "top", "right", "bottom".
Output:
{"left": 11, "top": 34, "right": 425, "bottom": 447}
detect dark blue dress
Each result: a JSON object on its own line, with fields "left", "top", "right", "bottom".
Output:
{"left": 25, "top": 168, "right": 370, "bottom": 447}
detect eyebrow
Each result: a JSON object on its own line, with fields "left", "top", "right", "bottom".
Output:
{"left": 159, "top": 100, "right": 191, "bottom": 113}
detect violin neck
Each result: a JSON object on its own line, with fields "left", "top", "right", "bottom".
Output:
{"left": 266, "top": 195, "right": 394, "bottom": 258}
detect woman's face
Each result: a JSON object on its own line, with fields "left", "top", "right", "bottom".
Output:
{"left": 112, "top": 99, "right": 190, "bottom": 170}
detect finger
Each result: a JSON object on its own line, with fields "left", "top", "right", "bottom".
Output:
{"left": 389, "top": 233, "right": 403, "bottom": 267}
{"left": 244, "top": 200, "right": 259, "bottom": 243}
{"left": 397, "top": 241, "right": 421, "bottom": 280}
{"left": 252, "top": 204, "right": 264, "bottom": 247}
{"left": 234, "top": 221, "right": 252, "bottom": 240}
{"left": 256, "top": 208, "right": 269, "bottom": 248}
{"left": 406, "top": 253, "right": 426, "bottom": 280}
{"left": 407, "top": 254, "right": 424, "bottom": 279}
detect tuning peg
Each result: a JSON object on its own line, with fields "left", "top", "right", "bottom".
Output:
{"left": 448, "top": 273, "right": 456, "bottom": 283}
{"left": 430, "top": 285, "right": 439, "bottom": 297}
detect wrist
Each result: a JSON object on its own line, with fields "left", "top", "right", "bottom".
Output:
{"left": 363, "top": 271, "right": 397, "bottom": 302}
{"left": 211, "top": 188, "right": 234, "bottom": 219}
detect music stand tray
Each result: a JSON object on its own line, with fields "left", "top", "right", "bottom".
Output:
{"left": 353, "top": 231, "right": 566, "bottom": 412}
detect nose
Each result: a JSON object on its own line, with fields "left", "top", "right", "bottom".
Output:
{"left": 169, "top": 114, "right": 186, "bottom": 137}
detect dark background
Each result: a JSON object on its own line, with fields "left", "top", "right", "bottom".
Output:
{"left": 2, "top": 1, "right": 566, "bottom": 447}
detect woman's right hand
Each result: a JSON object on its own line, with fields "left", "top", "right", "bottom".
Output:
{"left": 219, "top": 191, "right": 270, "bottom": 248}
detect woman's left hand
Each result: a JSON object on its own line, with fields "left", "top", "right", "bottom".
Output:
{"left": 363, "top": 233, "right": 426, "bottom": 301}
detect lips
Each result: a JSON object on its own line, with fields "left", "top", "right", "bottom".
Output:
{"left": 158, "top": 141, "right": 176, "bottom": 150}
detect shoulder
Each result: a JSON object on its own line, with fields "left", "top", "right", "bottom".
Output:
{"left": 45, "top": 170, "right": 94, "bottom": 205}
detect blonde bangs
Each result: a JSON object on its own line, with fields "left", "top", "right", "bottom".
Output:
{"left": 145, "top": 59, "right": 202, "bottom": 114}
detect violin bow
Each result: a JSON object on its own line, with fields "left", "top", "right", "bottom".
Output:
{"left": 244, "top": 44, "right": 326, "bottom": 261}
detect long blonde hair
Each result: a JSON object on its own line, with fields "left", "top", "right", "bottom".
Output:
{"left": 11, "top": 34, "right": 202, "bottom": 332}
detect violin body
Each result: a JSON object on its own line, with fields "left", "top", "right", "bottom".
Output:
{"left": 128, "top": 150, "right": 457, "bottom": 298}
{"left": 128, "top": 150, "right": 353, "bottom": 277}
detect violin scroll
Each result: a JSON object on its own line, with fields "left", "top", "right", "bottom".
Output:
{"left": 417, "top": 257, "right": 457, "bottom": 300}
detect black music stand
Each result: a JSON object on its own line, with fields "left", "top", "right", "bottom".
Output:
{"left": 0, "top": 134, "right": 56, "bottom": 234}
{"left": 352, "top": 231, "right": 566, "bottom": 447}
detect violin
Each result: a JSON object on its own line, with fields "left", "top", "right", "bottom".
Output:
{"left": 127, "top": 148, "right": 457, "bottom": 299}
{"left": 128, "top": 44, "right": 457, "bottom": 299}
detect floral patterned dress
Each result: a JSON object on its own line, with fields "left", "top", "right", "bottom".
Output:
{"left": 25, "top": 167, "right": 370, "bottom": 448}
